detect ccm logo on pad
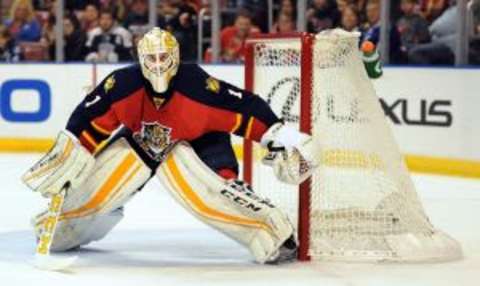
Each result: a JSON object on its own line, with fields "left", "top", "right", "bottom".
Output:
{"left": 0, "top": 79, "right": 51, "bottom": 122}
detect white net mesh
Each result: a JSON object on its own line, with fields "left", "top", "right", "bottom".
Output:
{"left": 246, "top": 30, "right": 462, "bottom": 262}
{"left": 249, "top": 38, "right": 302, "bottom": 226}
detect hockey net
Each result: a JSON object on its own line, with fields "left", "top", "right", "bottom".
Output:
{"left": 243, "top": 30, "right": 462, "bottom": 262}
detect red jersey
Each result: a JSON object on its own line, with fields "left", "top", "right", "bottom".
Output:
{"left": 66, "top": 64, "right": 279, "bottom": 162}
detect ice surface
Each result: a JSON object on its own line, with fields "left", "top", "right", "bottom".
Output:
{"left": 0, "top": 154, "right": 479, "bottom": 286}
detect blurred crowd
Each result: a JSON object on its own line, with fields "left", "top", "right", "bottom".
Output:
{"left": 0, "top": 0, "right": 478, "bottom": 65}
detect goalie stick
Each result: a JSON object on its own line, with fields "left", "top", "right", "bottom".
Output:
{"left": 33, "top": 184, "right": 77, "bottom": 271}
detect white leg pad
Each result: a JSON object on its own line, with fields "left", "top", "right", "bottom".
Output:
{"left": 32, "top": 138, "right": 151, "bottom": 251}
{"left": 34, "top": 207, "right": 124, "bottom": 252}
{"left": 156, "top": 142, "right": 295, "bottom": 263}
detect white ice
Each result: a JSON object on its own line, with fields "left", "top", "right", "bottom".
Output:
{"left": 0, "top": 153, "right": 479, "bottom": 286}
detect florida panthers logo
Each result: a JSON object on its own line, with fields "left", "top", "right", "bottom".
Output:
{"left": 133, "top": 122, "right": 176, "bottom": 162}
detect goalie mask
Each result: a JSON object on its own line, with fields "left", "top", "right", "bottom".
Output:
{"left": 137, "top": 28, "right": 180, "bottom": 93}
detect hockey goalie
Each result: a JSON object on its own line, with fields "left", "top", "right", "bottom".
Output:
{"left": 22, "top": 28, "right": 319, "bottom": 264}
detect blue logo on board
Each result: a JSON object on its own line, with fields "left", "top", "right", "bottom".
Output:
{"left": 0, "top": 80, "right": 51, "bottom": 122}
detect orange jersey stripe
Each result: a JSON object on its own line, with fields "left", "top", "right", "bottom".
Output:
{"left": 91, "top": 121, "right": 112, "bottom": 136}
{"left": 81, "top": 130, "right": 98, "bottom": 149}
{"left": 244, "top": 117, "right": 255, "bottom": 139}
{"left": 231, "top": 114, "right": 242, "bottom": 133}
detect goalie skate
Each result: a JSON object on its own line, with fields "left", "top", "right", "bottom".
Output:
{"left": 266, "top": 235, "right": 298, "bottom": 265}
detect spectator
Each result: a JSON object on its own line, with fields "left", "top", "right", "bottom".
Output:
{"left": 40, "top": 12, "right": 87, "bottom": 61}
{"left": 4, "top": 0, "right": 42, "bottom": 42}
{"left": 307, "top": 0, "right": 341, "bottom": 33}
{"left": 361, "top": 0, "right": 402, "bottom": 63}
{"left": 100, "top": 0, "right": 127, "bottom": 21}
{"left": 39, "top": 10, "right": 55, "bottom": 60}
{"left": 81, "top": 3, "right": 100, "bottom": 33}
{"left": 396, "top": 0, "right": 430, "bottom": 56}
{"left": 361, "top": 0, "right": 381, "bottom": 42}
{"left": 123, "top": 0, "right": 150, "bottom": 53}
{"left": 64, "top": 13, "right": 87, "bottom": 61}
{"left": 469, "top": 0, "right": 480, "bottom": 64}
{"left": 474, "top": 1, "right": 480, "bottom": 35}
{"left": 272, "top": 12, "right": 296, "bottom": 34}
{"left": 277, "top": 0, "right": 296, "bottom": 21}
{"left": 355, "top": 0, "right": 368, "bottom": 14}
{"left": 337, "top": 0, "right": 354, "bottom": 12}
{"left": 333, "top": 0, "right": 368, "bottom": 17}
{"left": 474, "top": 0, "right": 480, "bottom": 36}
{"left": 341, "top": 5, "right": 361, "bottom": 32}
{"left": 419, "top": 0, "right": 449, "bottom": 22}
{"left": 85, "top": 8, "right": 133, "bottom": 62}
{"left": 65, "top": 1, "right": 101, "bottom": 11}
{"left": 0, "top": 25, "right": 21, "bottom": 61}
{"left": 218, "top": 9, "right": 259, "bottom": 63}
{"left": 185, "top": 0, "right": 201, "bottom": 11}
{"left": 238, "top": 0, "right": 268, "bottom": 32}
{"left": 408, "top": 0, "right": 458, "bottom": 65}
{"left": 337, "top": 0, "right": 367, "bottom": 22}
{"left": 32, "top": 0, "right": 54, "bottom": 11}
{"left": 124, "top": 0, "right": 149, "bottom": 33}
{"left": 158, "top": 0, "right": 197, "bottom": 61}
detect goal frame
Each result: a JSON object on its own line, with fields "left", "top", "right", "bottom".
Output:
{"left": 242, "top": 31, "right": 463, "bottom": 263}
{"left": 243, "top": 33, "right": 315, "bottom": 261}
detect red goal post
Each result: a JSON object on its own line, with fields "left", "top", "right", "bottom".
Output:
{"left": 244, "top": 32, "right": 314, "bottom": 261}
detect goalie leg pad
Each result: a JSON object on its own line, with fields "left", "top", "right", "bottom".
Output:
{"left": 156, "top": 143, "right": 295, "bottom": 263}
{"left": 33, "top": 207, "right": 124, "bottom": 252}
{"left": 33, "top": 138, "right": 151, "bottom": 251}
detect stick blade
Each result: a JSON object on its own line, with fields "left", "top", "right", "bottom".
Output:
{"left": 33, "top": 253, "right": 78, "bottom": 271}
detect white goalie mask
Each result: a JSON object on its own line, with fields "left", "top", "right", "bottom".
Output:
{"left": 137, "top": 28, "right": 180, "bottom": 93}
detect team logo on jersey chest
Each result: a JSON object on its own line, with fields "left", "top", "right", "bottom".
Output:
{"left": 133, "top": 122, "right": 175, "bottom": 162}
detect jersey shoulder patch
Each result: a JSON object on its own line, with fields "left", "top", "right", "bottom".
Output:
{"left": 205, "top": 76, "right": 221, "bottom": 94}
{"left": 173, "top": 63, "right": 220, "bottom": 100}
{"left": 103, "top": 75, "right": 116, "bottom": 93}
{"left": 103, "top": 64, "right": 145, "bottom": 101}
